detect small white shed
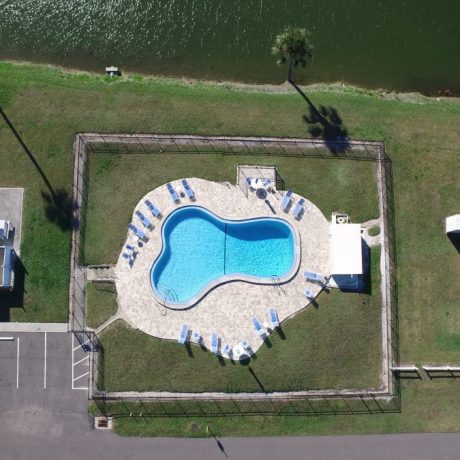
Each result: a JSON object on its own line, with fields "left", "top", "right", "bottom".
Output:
{"left": 330, "top": 223, "right": 363, "bottom": 289}
{"left": 446, "top": 215, "right": 460, "bottom": 234}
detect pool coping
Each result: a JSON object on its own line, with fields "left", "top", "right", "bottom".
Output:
{"left": 150, "top": 205, "right": 301, "bottom": 310}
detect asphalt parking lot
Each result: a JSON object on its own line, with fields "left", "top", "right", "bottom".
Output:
{"left": 0, "top": 332, "right": 89, "bottom": 437}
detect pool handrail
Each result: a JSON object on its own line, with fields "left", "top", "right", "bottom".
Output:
{"left": 280, "top": 190, "right": 293, "bottom": 212}
{"left": 145, "top": 199, "right": 161, "bottom": 218}
{"left": 166, "top": 182, "right": 180, "bottom": 203}
{"left": 181, "top": 179, "right": 195, "bottom": 200}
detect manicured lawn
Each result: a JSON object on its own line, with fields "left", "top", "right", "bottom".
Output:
{"left": 1, "top": 62, "right": 459, "bottom": 435}
{"left": 99, "top": 247, "right": 381, "bottom": 392}
{"left": 86, "top": 282, "right": 118, "bottom": 329}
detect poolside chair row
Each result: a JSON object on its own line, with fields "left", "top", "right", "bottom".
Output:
{"left": 280, "top": 190, "right": 305, "bottom": 219}
{"left": 167, "top": 179, "right": 195, "bottom": 203}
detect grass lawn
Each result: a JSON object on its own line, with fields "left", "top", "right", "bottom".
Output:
{"left": 1, "top": 62, "right": 459, "bottom": 435}
{"left": 99, "top": 247, "right": 381, "bottom": 392}
{"left": 86, "top": 282, "right": 118, "bottom": 329}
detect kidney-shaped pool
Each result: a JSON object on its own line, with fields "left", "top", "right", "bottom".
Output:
{"left": 150, "top": 206, "right": 298, "bottom": 308}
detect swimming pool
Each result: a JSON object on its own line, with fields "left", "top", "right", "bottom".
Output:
{"left": 150, "top": 206, "right": 297, "bottom": 308}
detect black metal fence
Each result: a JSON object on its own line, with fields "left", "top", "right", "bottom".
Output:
{"left": 71, "top": 133, "right": 399, "bottom": 414}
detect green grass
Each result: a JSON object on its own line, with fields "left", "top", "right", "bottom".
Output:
{"left": 0, "top": 62, "right": 459, "bottom": 435}
{"left": 86, "top": 282, "right": 118, "bottom": 329}
{"left": 84, "top": 153, "right": 378, "bottom": 264}
{"left": 368, "top": 225, "right": 380, "bottom": 237}
{"left": 99, "top": 248, "right": 381, "bottom": 392}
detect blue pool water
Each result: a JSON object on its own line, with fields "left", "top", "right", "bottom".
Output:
{"left": 151, "top": 206, "right": 295, "bottom": 304}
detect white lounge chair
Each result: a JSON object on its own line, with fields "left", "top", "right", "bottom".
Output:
{"left": 145, "top": 199, "right": 161, "bottom": 218}
{"left": 292, "top": 198, "right": 305, "bottom": 219}
{"left": 269, "top": 308, "right": 279, "bottom": 328}
{"left": 166, "top": 182, "right": 180, "bottom": 203}
{"left": 211, "top": 333, "right": 219, "bottom": 354}
{"left": 128, "top": 223, "right": 148, "bottom": 241}
{"left": 135, "top": 210, "right": 153, "bottom": 229}
{"left": 280, "top": 190, "right": 293, "bottom": 212}
{"left": 304, "top": 271, "right": 324, "bottom": 284}
{"left": 252, "top": 317, "right": 266, "bottom": 337}
{"left": 178, "top": 324, "right": 189, "bottom": 344}
{"left": 304, "top": 288, "right": 315, "bottom": 300}
{"left": 181, "top": 179, "right": 195, "bottom": 200}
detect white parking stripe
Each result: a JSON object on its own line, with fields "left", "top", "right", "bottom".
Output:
{"left": 74, "top": 356, "right": 89, "bottom": 366}
{"left": 44, "top": 332, "right": 47, "bottom": 389}
{"left": 16, "top": 337, "right": 20, "bottom": 388}
{"left": 73, "top": 371, "right": 89, "bottom": 382}
{"left": 71, "top": 334, "right": 74, "bottom": 387}
{"left": 0, "top": 337, "right": 14, "bottom": 341}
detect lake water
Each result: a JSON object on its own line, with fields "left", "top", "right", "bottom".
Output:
{"left": 1, "top": 0, "right": 459, "bottom": 94}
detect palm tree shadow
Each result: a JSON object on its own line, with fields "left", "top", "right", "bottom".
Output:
{"left": 41, "top": 188, "right": 73, "bottom": 231}
{"left": 303, "top": 104, "right": 350, "bottom": 153}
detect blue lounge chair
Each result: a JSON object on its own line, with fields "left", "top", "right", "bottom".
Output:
{"left": 181, "top": 179, "right": 195, "bottom": 200}
{"left": 166, "top": 182, "right": 180, "bottom": 203}
{"left": 269, "top": 308, "right": 279, "bottom": 328}
{"left": 245, "top": 177, "right": 252, "bottom": 187}
{"left": 211, "top": 333, "right": 219, "bottom": 354}
{"left": 178, "top": 324, "right": 189, "bottom": 344}
{"left": 252, "top": 317, "right": 266, "bottom": 337}
{"left": 292, "top": 198, "right": 305, "bottom": 219}
{"left": 263, "top": 178, "right": 272, "bottom": 189}
{"left": 304, "top": 288, "right": 315, "bottom": 300}
{"left": 135, "top": 210, "right": 153, "bottom": 229}
{"left": 304, "top": 271, "right": 324, "bottom": 284}
{"left": 126, "top": 244, "right": 135, "bottom": 252}
{"left": 128, "top": 223, "right": 147, "bottom": 241}
{"left": 145, "top": 199, "right": 161, "bottom": 218}
{"left": 280, "top": 190, "right": 293, "bottom": 212}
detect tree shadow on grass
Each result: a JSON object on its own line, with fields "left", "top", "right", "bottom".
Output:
{"left": 303, "top": 104, "right": 350, "bottom": 153}
{"left": 0, "top": 257, "right": 27, "bottom": 322}
{"left": 42, "top": 188, "right": 73, "bottom": 231}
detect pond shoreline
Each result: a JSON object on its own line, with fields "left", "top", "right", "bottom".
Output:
{"left": 1, "top": 59, "right": 460, "bottom": 104}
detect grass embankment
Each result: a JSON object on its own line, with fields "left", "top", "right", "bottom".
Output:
{"left": 86, "top": 282, "right": 118, "bottom": 329}
{"left": 1, "top": 62, "right": 459, "bottom": 436}
{"left": 99, "top": 247, "right": 380, "bottom": 392}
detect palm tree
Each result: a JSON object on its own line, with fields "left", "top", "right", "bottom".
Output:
{"left": 272, "top": 27, "right": 319, "bottom": 115}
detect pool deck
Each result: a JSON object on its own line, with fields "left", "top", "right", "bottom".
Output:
{"left": 115, "top": 178, "right": 330, "bottom": 357}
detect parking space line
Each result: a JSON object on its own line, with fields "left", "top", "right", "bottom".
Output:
{"left": 74, "top": 355, "right": 89, "bottom": 366}
{"left": 44, "top": 332, "right": 47, "bottom": 389}
{"left": 16, "top": 337, "right": 20, "bottom": 388}
{"left": 0, "top": 337, "right": 14, "bottom": 341}
{"left": 73, "top": 371, "right": 89, "bottom": 381}
{"left": 71, "top": 334, "right": 74, "bottom": 386}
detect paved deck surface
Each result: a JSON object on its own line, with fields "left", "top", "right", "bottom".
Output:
{"left": 115, "top": 178, "right": 330, "bottom": 356}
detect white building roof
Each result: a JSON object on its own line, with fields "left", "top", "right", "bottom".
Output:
{"left": 446, "top": 215, "right": 460, "bottom": 233}
{"left": 330, "top": 224, "right": 363, "bottom": 275}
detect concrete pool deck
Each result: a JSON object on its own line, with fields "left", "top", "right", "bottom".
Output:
{"left": 114, "top": 178, "right": 330, "bottom": 357}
